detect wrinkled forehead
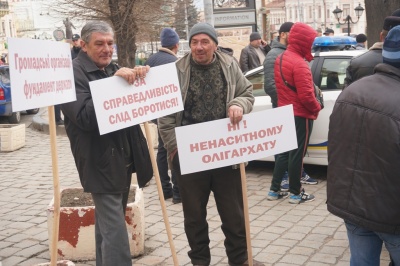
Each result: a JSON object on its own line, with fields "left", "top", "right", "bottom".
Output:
{"left": 191, "top": 33, "right": 215, "bottom": 43}
{"left": 89, "top": 32, "right": 114, "bottom": 43}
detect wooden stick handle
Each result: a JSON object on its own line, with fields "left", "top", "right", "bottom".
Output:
{"left": 48, "top": 106, "right": 60, "bottom": 266}
{"left": 240, "top": 163, "right": 253, "bottom": 266}
{"left": 143, "top": 122, "right": 179, "bottom": 266}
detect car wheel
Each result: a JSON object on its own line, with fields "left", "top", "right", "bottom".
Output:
{"left": 8, "top": 111, "right": 21, "bottom": 124}
{"left": 26, "top": 108, "right": 40, "bottom": 114}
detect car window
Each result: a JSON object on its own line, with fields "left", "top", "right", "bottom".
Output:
{"left": 247, "top": 71, "right": 266, "bottom": 97}
{"left": 0, "top": 67, "right": 10, "bottom": 86}
{"left": 319, "top": 58, "right": 351, "bottom": 90}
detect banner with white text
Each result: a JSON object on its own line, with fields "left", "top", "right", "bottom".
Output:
{"left": 90, "top": 62, "right": 183, "bottom": 135}
{"left": 175, "top": 105, "right": 297, "bottom": 175}
{"left": 8, "top": 38, "right": 76, "bottom": 112}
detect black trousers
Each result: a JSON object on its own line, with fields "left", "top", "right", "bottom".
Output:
{"left": 157, "top": 132, "right": 179, "bottom": 197}
{"left": 54, "top": 104, "right": 62, "bottom": 121}
{"left": 270, "top": 116, "right": 313, "bottom": 195}
{"left": 172, "top": 153, "right": 247, "bottom": 265}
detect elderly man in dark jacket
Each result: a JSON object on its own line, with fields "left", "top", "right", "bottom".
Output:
{"left": 239, "top": 32, "right": 270, "bottom": 73}
{"left": 61, "top": 21, "right": 152, "bottom": 266}
{"left": 327, "top": 25, "right": 400, "bottom": 265}
{"left": 344, "top": 10, "right": 400, "bottom": 88}
{"left": 159, "top": 22, "right": 262, "bottom": 266}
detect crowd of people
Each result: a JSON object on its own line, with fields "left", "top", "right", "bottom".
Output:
{"left": 57, "top": 7, "right": 400, "bottom": 266}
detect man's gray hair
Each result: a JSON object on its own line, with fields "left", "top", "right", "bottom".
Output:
{"left": 81, "top": 21, "right": 114, "bottom": 43}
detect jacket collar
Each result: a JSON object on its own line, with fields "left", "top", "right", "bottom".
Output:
{"left": 369, "top": 42, "right": 383, "bottom": 50}
{"left": 75, "top": 51, "right": 115, "bottom": 74}
{"left": 375, "top": 63, "right": 400, "bottom": 79}
{"left": 158, "top": 47, "right": 178, "bottom": 58}
{"left": 270, "top": 39, "right": 287, "bottom": 50}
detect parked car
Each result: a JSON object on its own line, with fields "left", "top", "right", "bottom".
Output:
{"left": 0, "top": 65, "right": 40, "bottom": 123}
{"left": 245, "top": 37, "right": 366, "bottom": 165}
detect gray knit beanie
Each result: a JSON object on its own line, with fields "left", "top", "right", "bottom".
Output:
{"left": 189, "top": 23, "right": 218, "bottom": 44}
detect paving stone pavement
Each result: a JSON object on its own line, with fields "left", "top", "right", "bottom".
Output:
{"left": 0, "top": 123, "right": 391, "bottom": 266}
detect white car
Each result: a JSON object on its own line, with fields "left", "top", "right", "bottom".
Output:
{"left": 245, "top": 48, "right": 366, "bottom": 165}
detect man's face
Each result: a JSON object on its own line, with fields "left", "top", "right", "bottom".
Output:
{"left": 280, "top": 32, "right": 289, "bottom": 46}
{"left": 190, "top": 33, "right": 217, "bottom": 65}
{"left": 81, "top": 32, "right": 114, "bottom": 70}
{"left": 250, "top": 39, "right": 261, "bottom": 47}
{"left": 72, "top": 39, "right": 80, "bottom": 48}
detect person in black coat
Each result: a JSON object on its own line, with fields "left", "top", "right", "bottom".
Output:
{"left": 344, "top": 10, "right": 400, "bottom": 88}
{"left": 70, "top": 33, "right": 81, "bottom": 60}
{"left": 145, "top": 28, "right": 181, "bottom": 204}
{"left": 61, "top": 21, "right": 152, "bottom": 266}
{"left": 327, "top": 25, "right": 400, "bottom": 265}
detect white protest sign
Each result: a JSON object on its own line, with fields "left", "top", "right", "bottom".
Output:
{"left": 90, "top": 62, "right": 183, "bottom": 135}
{"left": 175, "top": 105, "right": 298, "bottom": 175}
{"left": 8, "top": 38, "right": 76, "bottom": 112}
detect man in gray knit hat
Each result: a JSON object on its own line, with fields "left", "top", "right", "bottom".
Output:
{"left": 158, "top": 22, "right": 263, "bottom": 266}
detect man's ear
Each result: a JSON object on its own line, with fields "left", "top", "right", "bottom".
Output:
{"left": 81, "top": 41, "right": 87, "bottom": 52}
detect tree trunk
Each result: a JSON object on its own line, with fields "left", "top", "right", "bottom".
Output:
{"left": 365, "top": 0, "right": 399, "bottom": 46}
{"left": 108, "top": 0, "right": 138, "bottom": 67}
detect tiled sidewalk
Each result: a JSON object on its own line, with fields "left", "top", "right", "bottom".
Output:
{"left": 0, "top": 126, "right": 391, "bottom": 266}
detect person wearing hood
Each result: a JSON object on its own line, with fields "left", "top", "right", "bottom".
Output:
{"left": 267, "top": 23, "right": 322, "bottom": 204}
{"left": 264, "top": 21, "right": 318, "bottom": 195}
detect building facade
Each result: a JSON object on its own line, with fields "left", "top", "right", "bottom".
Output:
{"left": 264, "top": 0, "right": 366, "bottom": 38}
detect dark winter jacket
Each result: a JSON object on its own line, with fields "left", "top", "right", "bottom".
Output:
{"left": 263, "top": 39, "right": 287, "bottom": 107}
{"left": 327, "top": 63, "right": 400, "bottom": 235}
{"left": 274, "top": 23, "right": 321, "bottom": 120}
{"left": 239, "top": 44, "right": 270, "bottom": 73}
{"left": 344, "top": 42, "right": 382, "bottom": 88}
{"left": 145, "top": 47, "right": 177, "bottom": 67}
{"left": 71, "top": 46, "right": 81, "bottom": 60}
{"left": 61, "top": 51, "right": 153, "bottom": 193}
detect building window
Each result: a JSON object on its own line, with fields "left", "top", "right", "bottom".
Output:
{"left": 295, "top": 7, "right": 298, "bottom": 19}
{"left": 343, "top": 4, "right": 350, "bottom": 17}
{"left": 309, "top": 6, "right": 312, "bottom": 19}
{"left": 327, "top": 9, "right": 330, "bottom": 19}
{"left": 289, "top": 7, "right": 292, "bottom": 19}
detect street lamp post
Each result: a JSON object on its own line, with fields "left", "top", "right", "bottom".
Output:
{"left": 333, "top": 3, "right": 364, "bottom": 36}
